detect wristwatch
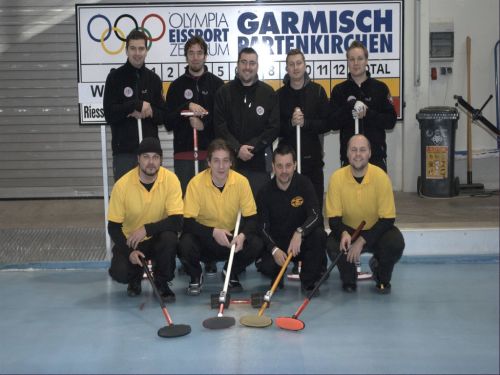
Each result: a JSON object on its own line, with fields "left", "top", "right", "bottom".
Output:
{"left": 295, "top": 227, "right": 304, "bottom": 237}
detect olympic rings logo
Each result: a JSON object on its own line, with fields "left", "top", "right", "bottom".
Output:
{"left": 87, "top": 13, "right": 166, "bottom": 55}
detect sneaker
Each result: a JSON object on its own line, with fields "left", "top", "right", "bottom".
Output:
{"left": 301, "top": 283, "right": 320, "bottom": 297}
{"left": 222, "top": 269, "right": 243, "bottom": 292}
{"left": 375, "top": 282, "right": 391, "bottom": 294}
{"left": 158, "top": 283, "right": 176, "bottom": 303}
{"left": 204, "top": 261, "right": 217, "bottom": 276}
{"left": 187, "top": 274, "right": 203, "bottom": 296}
{"left": 127, "top": 279, "right": 142, "bottom": 297}
{"left": 342, "top": 283, "right": 357, "bottom": 293}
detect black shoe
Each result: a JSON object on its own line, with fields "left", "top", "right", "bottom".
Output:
{"left": 342, "top": 283, "right": 357, "bottom": 293}
{"left": 369, "top": 257, "right": 380, "bottom": 281}
{"left": 127, "top": 279, "right": 142, "bottom": 297}
{"left": 375, "top": 282, "right": 391, "bottom": 294}
{"left": 187, "top": 274, "right": 203, "bottom": 296}
{"left": 222, "top": 269, "right": 243, "bottom": 292}
{"left": 204, "top": 261, "right": 217, "bottom": 276}
{"left": 369, "top": 257, "right": 391, "bottom": 294}
{"left": 291, "top": 262, "right": 300, "bottom": 275}
{"left": 158, "top": 283, "right": 176, "bottom": 303}
{"left": 301, "top": 283, "right": 320, "bottom": 297}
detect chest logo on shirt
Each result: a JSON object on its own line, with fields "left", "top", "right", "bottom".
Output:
{"left": 256, "top": 106, "right": 264, "bottom": 116}
{"left": 291, "top": 196, "right": 304, "bottom": 207}
{"left": 123, "top": 87, "right": 133, "bottom": 98}
{"left": 184, "top": 89, "right": 193, "bottom": 100}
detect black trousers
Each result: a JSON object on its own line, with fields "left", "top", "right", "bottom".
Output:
{"left": 256, "top": 227, "right": 327, "bottom": 288}
{"left": 301, "top": 163, "right": 325, "bottom": 211}
{"left": 326, "top": 226, "right": 404, "bottom": 285}
{"left": 108, "top": 231, "right": 178, "bottom": 287}
{"left": 178, "top": 232, "right": 263, "bottom": 280}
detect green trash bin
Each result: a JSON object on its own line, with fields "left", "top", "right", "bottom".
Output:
{"left": 416, "top": 107, "right": 460, "bottom": 197}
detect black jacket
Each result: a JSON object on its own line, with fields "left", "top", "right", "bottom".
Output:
{"left": 277, "top": 73, "right": 330, "bottom": 167}
{"left": 103, "top": 61, "right": 164, "bottom": 155}
{"left": 164, "top": 66, "right": 224, "bottom": 155}
{"left": 329, "top": 72, "right": 397, "bottom": 162}
{"left": 214, "top": 77, "right": 279, "bottom": 171}
{"left": 257, "top": 173, "right": 323, "bottom": 253}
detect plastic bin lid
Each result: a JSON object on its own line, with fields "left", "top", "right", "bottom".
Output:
{"left": 416, "top": 106, "right": 459, "bottom": 120}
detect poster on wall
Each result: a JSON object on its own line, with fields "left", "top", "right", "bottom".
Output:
{"left": 76, "top": 1, "right": 403, "bottom": 125}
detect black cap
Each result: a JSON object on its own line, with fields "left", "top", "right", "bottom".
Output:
{"left": 137, "top": 137, "right": 163, "bottom": 156}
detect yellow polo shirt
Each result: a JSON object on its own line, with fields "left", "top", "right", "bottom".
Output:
{"left": 108, "top": 166, "right": 183, "bottom": 238}
{"left": 183, "top": 169, "right": 256, "bottom": 231}
{"left": 325, "top": 164, "right": 395, "bottom": 230}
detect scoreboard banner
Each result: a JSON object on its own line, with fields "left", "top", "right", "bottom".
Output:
{"left": 76, "top": 1, "right": 403, "bottom": 125}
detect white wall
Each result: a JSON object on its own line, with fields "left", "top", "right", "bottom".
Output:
{"left": 324, "top": 0, "right": 500, "bottom": 192}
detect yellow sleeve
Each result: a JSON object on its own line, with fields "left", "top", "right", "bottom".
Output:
{"left": 239, "top": 177, "right": 257, "bottom": 217}
{"left": 325, "top": 170, "right": 343, "bottom": 218}
{"left": 108, "top": 182, "right": 125, "bottom": 223}
{"left": 165, "top": 172, "right": 184, "bottom": 216}
{"left": 377, "top": 173, "right": 396, "bottom": 219}
{"left": 183, "top": 178, "right": 200, "bottom": 219}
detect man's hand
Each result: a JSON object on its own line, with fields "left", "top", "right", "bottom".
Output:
{"left": 340, "top": 230, "right": 352, "bottom": 252}
{"left": 238, "top": 145, "right": 254, "bottom": 161}
{"left": 287, "top": 231, "right": 302, "bottom": 257}
{"left": 129, "top": 250, "right": 145, "bottom": 266}
{"left": 231, "top": 233, "right": 246, "bottom": 253}
{"left": 141, "top": 101, "right": 153, "bottom": 118}
{"left": 272, "top": 247, "right": 288, "bottom": 266}
{"left": 127, "top": 110, "right": 142, "bottom": 119}
{"left": 188, "top": 102, "right": 208, "bottom": 117}
{"left": 213, "top": 228, "right": 232, "bottom": 248}
{"left": 291, "top": 107, "right": 304, "bottom": 127}
{"left": 346, "top": 238, "right": 365, "bottom": 263}
{"left": 189, "top": 116, "right": 204, "bottom": 130}
{"left": 352, "top": 100, "right": 367, "bottom": 119}
{"left": 127, "top": 226, "right": 147, "bottom": 250}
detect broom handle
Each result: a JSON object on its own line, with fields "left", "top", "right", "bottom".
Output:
{"left": 217, "top": 211, "right": 242, "bottom": 317}
{"left": 466, "top": 36, "right": 472, "bottom": 184}
{"left": 257, "top": 252, "right": 294, "bottom": 317}
{"left": 291, "top": 220, "right": 366, "bottom": 319}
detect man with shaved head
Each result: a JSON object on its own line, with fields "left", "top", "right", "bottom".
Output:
{"left": 325, "top": 134, "right": 404, "bottom": 294}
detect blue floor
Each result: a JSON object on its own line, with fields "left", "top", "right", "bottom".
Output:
{"left": 0, "top": 260, "right": 498, "bottom": 374}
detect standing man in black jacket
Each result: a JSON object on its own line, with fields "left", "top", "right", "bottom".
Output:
{"left": 214, "top": 47, "right": 280, "bottom": 196}
{"left": 277, "top": 49, "right": 330, "bottom": 210}
{"left": 256, "top": 144, "right": 326, "bottom": 294}
{"left": 164, "top": 36, "right": 224, "bottom": 194}
{"left": 329, "top": 41, "right": 397, "bottom": 172}
{"left": 103, "top": 30, "right": 165, "bottom": 181}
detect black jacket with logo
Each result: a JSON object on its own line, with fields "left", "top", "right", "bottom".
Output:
{"left": 329, "top": 72, "right": 396, "bottom": 162}
{"left": 214, "top": 77, "right": 279, "bottom": 171}
{"left": 277, "top": 73, "right": 330, "bottom": 168}
{"left": 164, "top": 66, "right": 224, "bottom": 155}
{"left": 257, "top": 173, "right": 323, "bottom": 253}
{"left": 103, "top": 61, "right": 164, "bottom": 155}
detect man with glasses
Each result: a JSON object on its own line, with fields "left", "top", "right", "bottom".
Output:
{"left": 329, "top": 41, "right": 397, "bottom": 172}
{"left": 214, "top": 47, "right": 280, "bottom": 196}
{"left": 103, "top": 30, "right": 165, "bottom": 181}
{"left": 107, "top": 137, "right": 183, "bottom": 303}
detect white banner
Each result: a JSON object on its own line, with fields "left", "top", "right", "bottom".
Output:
{"left": 76, "top": 1, "right": 403, "bottom": 124}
